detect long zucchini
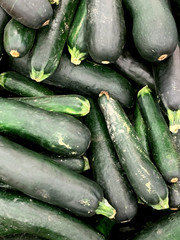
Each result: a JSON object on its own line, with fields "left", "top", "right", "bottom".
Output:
{"left": 98, "top": 91, "right": 169, "bottom": 210}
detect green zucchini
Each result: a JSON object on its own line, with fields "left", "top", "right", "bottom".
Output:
{"left": 8, "top": 54, "right": 30, "bottom": 78}
{"left": 131, "top": 210, "right": 180, "bottom": 240}
{"left": 169, "top": 181, "right": 180, "bottom": 210}
{"left": 87, "top": 0, "right": 126, "bottom": 64}
{"left": 3, "top": 19, "right": 36, "bottom": 58}
{"left": 0, "top": 0, "right": 53, "bottom": 29}
{"left": 0, "top": 72, "right": 54, "bottom": 97}
{"left": 98, "top": 91, "right": 169, "bottom": 210}
{"left": 0, "top": 234, "right": 44, "bottom": 240}
{"left": 137, "top": 86, "right": 180, "bottom": 183}
{"left": 11, "top": 94, "right": 90, "bottom": 117}
{"left": 133, "top": 103, "right": 150, "bottom": 155}
{"left": 123, "top": 0, "right": 178, "bottom": 62}
{"left": 84, "top": 99, "right": 138, "bottom": 223}
{"left": 30, "top": 0, "right": 79, "bottom": 82}
{"left": 0, "top": 135, "right": 115, "bottom": 219}
{"left": 0, "top": 98, "right": 91, "bottom": 157}
{"left": 0, "top": 7, "right": 10, "bottom": 59}
{"left": 0, "top": 190, "right": 105, "bottom": 239}
{"left": 67, "top": 0, "right": 88, "bottom": 65}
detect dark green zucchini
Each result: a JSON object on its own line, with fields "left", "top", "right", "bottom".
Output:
{"left": 123, "top": 0, "right": 178, "bottom": 62}
{"left": 87, "top": 0, "right": 126, "bottom": 64}
{"left": 133, "top": 103, "right": 150, "bottom": 155}
{"left": 98, "top": 91, "right": 169, "bottom": 210}
{"left": 11, "top": 94, "right": 90, "bottom": 117}
{"left": 8, "top": 54, "right": 30, "bottom": 78}
{"left": 0, "top": 190, "right": 105, "bottom": 239}
{"left": 171, "top": 0, "right": 180, "bottom": 33}
{"left": 67, "top": 0, "right": 88, "bottom": 65}
{"left": 0, "top": 7, "right": 10, "bottom": 59}
{"left": 0, "top": 135, "right": 115, "bottom": 219}
{"left": 137, "top": 86, "right": 180, "bottom": 183}
{"left": 0, "top": 0, "right": 53, "bottom": 29}
{"left": 0, "top": 98, "right": 91, "bottom": 157}
{"left": 153, "top": 45, "right": 180, "bottom": 133}
{"left": 84, "top": 99, "right": 138, "bottom": 223}
{"left": 169, "top": 181, "right": 180, "bottom": 210}
{"left": 0, "top": 72, "right": 54, "bottom": 97}
{"left": 115, "top": 45, "right": 155, "bottom": 89}
{"left": 131, "top": 210, "right": 180, "bottom": 240}
{"left": 30, "top": 0, "right": 79, "bottom": 82}
{"left": 3, "top": 19, "right": 36, "bottom": 58}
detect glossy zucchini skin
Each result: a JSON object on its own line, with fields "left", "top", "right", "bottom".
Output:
{"left": 0, "top": 0, "right": 53, "bottom": 29}
{"left": 0, "top": 7, "right": 10, "bottom": 59}
{"left": 12, "top": 94, "right": 90, "bottom": 117}
{"left": 84, "top": 99, "right": 138, "bottom": 223}
{"left": 0, "top": 98, "right": 91, "bottom": 157}
{"left": 123, "top": 0, "right": 178, "bottom": 62}
{"left": 0, "top": 72, "right": 54, "bottom": 97}
{"left": 98, "top": 92, "right": 169, "bottom": 210}
{"left": 0, "top": 190, "right": 105, "bottom": 239}
{"left": 137, "top": 86, "right": 180, "bottom": 183}
{"left": 30, "top": 0, "right": 79, "bottom": 82}
{"left": 87, "top": 0, "right": 126, "bottom": 64}
{"left": 115, "top": 45, "right": 155, "bottom": 89}
{"left": 3, "top": 19, "right": 36, "bottom": 58}
{"left": 0, "top": 135, "right": 105, "bottom": 218}
{"left": 132, "top": 210, "right": 180, "bottom": 240}
{"left": 169, "top": 181, "right": 180, "bottom": 210}
{"left": 44, "top": 54, "right": 135, "bottom": 108}
{"left": 67, "top": 0, "right": 88, "bottom": 65}
{"left": 153, "top": 45, "right": 180, "bottom": 133}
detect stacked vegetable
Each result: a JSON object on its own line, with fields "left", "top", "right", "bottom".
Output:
{"left": 0, "top": 0, "right": 180, "bottom": 239}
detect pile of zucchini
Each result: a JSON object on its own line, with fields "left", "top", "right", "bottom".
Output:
{"left": 0, "top": 0, "right": 180, "bottom": 239}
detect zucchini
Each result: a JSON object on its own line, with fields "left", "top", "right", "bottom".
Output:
{"left": 0, "top": 135, "right": 115, "bottom": 219}
{"left": 0, "top": 190, "right": 105, "bottom": 239}
{"left": 0, "top": 72, "right": 54, "bottom": 97}
{"left": 98, "top": 91, "right": 169, "bottom": 210}
{"left": 67, "top": 0, "right": 88, "bottom": 65}
{"left": 86, "top": 0, "right": 126, "bottom": 64}
{"left": 137, "top": 86, "right": 180, "bottom": 183}
{"left": 153, "top": 45, "right": 180, "bottom": 133}
{"left": 3, "top": 19, "right": 36, "bottom": 58}
{"left": 8, "top": 54, "right": 30, "bottom": 78}
{"left": 123, "top": 0, "right": 178, "bottom": 62}
{"left": 115, "top": 44, "right": 155, "bottom": 89}
{"left": 84, "top": 99, "right": 138, "bottom": 223}
{"left": 0, "top": 7, "right": 10, "bottom": 59}
{"left": 30, "top": 0, "right": 79, "bottom": 82}
{"left": 0, "top": 234, "right": 44, "bottom": 240}
{"left": 169, "top": 181, "right": 180, "bottom": 210}
{"left": 0, "top": 0, "right": 53, "bottom": 29}
{"left": 11, "top": 94, "right": 90, "bottom": 117}
{"left": 0, "top": 98, "right": 91, "bottom": 157}
{"left": 171, "top": 0, "right": 180, "bottom": 33}
{"left": 172, "top": 131, "right": 180, "bottom": 154}
{"left": 133, "top": 103, "right": 150, "bottom": 155}
{"left": 131, "top": 210, "right": 180, "bottom": 240}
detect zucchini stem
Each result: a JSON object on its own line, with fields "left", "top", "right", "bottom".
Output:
{"left": 96, "top": 198, "right": 116, "bottom": 219}
{"left": 82, "top": 156, "right": 90, "bottom": 171}
{"left": 167, "top": 109, "right": 180, "bottom": 133}
{"left": 151, "top": 196, "right": 169, "bottom": 210}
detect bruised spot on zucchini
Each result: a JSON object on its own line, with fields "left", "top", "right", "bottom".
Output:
{"left": 10, "top": 50, "right": 20, "bottom": 58}
{"left": 158, "top": 54, "right": 168, "bottom": 61}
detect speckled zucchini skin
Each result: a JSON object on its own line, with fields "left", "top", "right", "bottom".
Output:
{"left": 0, "top": 190, "right": 105, "bottom": 239}
{"left": 3, "top": 19, "right": 36, "bottom": 58}
{"left": 0, "top": 0, "right": 53, "bottom": 29}
{"left": 98, "top": 92, "right": 169, "bottom": 210}
{"left": 0, "top": 98, "right": 91, "bottom": 157}
{"left": 123, "top": 0, "right": 178, "bottom": 62}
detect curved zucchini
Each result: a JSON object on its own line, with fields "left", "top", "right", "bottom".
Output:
{"left": 67, "top": 0, "right": 88, "bottom": 65}
{"left": 137, "top": 86, "right": 180, "bottom": 183}
{"left": 11, "top": 94, "right": 90, "bottom": 117}
{"left": 30, "top": 0, "right": 79, "bottom": 82}
{"left": 153, "top": 45, "right": 180, "bottom": 133}
{"left": 98, "top": 91, "right": 169, "bottom": 210}
{"left": 0, "top": 136, "right": 115, "bottom": 219}
{"left": 0, "top": 72, "right": 54, "bottom": 97}
{"left": 169, "top": 181, "right": 180, "bottom": 210}
{"left": 87, "top": 0, "right": 126, "bottom": 64}
{"left": 3, "top": 19, "right": 36, "bottom": 58}
{"left": 0, "top": 98, "right": 91, "bottom": 157}
{"left": 84, "top": 99, "right": 138, "bottom": 223}
{"left": 0, "top": 7, "right": 10, "bottom": 59}
{"left": 115, "top": 45, "right": 155, "bottom": 89}
{"left": 0, "top": 0, "right": 53, "bottom": 29}
{"left": 0, "top": 190, "right": 105, "bottom": 239}
{"left": 123, "top": 0, "right": 178, "bottom": 62}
